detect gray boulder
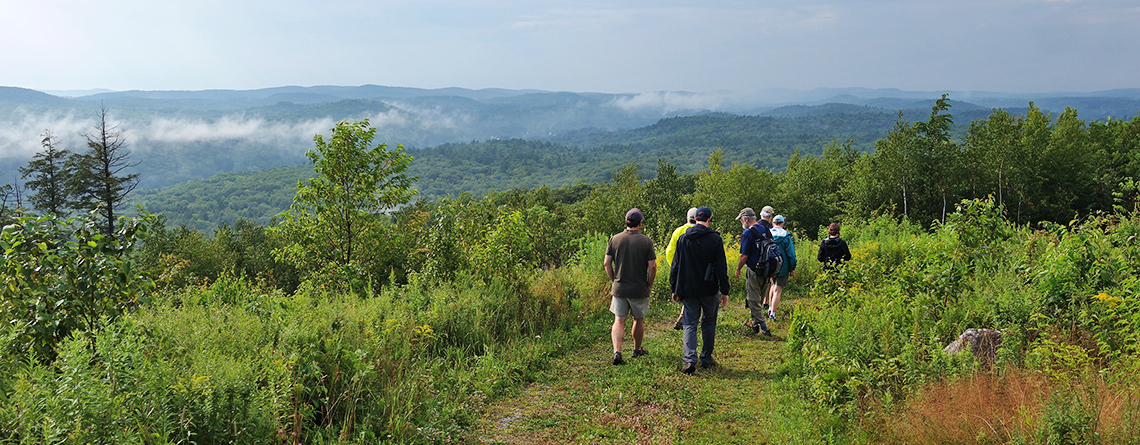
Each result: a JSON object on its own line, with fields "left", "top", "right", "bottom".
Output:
{"left": 944, "top": 328, "right": 1002, "bottom": 363}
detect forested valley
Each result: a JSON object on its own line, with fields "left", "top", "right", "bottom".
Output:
{"left": 2, "top": 96, "right": 1140, "bottom": 443}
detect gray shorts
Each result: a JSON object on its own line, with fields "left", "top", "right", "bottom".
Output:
{"left": 773, "top": 275, "right": 789, "bottom": 288}
{"left": 610, "top": 296, "right": 650, "bottom": 319}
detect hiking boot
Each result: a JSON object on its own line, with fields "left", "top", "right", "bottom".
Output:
{"left": 700, "top": 359, "right": 718, "bottom": 369}
{"left": 673, "top": 317, "right": 683, "bottom": 330}
{"left": 681, "top": 362, "right": 696, "bottom": 375}
{"left": 632, "top": 348, "right": 649, "bottom": 358}
{"left": 612, "top": 351, "right": 624, "bottom": 365}
{"left": 759, "top": 320, "right": 771, "bottom": 336}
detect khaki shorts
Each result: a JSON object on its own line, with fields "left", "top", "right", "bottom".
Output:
{"left": 610, "top": 296, "right": 650, "bottom": 319}
{"left": 745, "top": 268, "right": 770, "bottom": 304}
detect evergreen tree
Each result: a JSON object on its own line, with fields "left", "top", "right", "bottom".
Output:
{"left": 19, "top": 129, "right": 73, "bottom": 216}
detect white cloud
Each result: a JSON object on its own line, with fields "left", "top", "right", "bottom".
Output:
{"left": 0, "top": 109, "right": 92, "bottom": 160}
{"left": 607, "top": 91, "right": 733, "bottom": 113}
{"left": 0, "top": 103, "right": 473, "bottom": 165}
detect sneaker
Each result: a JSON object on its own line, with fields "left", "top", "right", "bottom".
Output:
{"left": 632, "top": 348, "right": 649, "bottom": 358}
{"left": 763, "top": 303, "right": 770, "bottom": 313}
{"left": 681, "top": 362, "right": 696, "bottom": 375}
{"left": 673, "top": 317, "right": 683, "bottom": 330}
{"left": 768, "top": 311, "right": 778, "bottom": 322}
{"left": 700, "top": 359, "right": 718, "bottom": 369}
{"left": 612, "top": 351, "right": 624, "bottom": 365}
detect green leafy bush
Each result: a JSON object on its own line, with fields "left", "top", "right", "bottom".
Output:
{"left": 0, "top": 212, "right": 155, "bottom": 360}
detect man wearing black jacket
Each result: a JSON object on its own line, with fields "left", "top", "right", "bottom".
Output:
{"left": 670, "top": 206, "right": 731, "bottom": 374}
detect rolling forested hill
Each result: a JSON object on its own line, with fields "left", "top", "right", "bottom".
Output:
{"left": 9, "top": 85, "right": 1140, "bottom": 230}
{"left": 132, "top": 108, "right": 914, "bottom": 230}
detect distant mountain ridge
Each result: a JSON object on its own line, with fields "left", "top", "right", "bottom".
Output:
{"left": 3, "top": 84, "right": 1138, "bottom": 196}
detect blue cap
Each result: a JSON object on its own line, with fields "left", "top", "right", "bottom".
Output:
{"left": 695, "top": 206, "right": 712, "bottom": 222}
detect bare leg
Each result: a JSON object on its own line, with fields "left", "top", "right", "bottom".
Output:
{"left": 612, "top": 316, "right": 626, "bottom": 353}
{"left": 770, "top": 284, "right": 783, "bottom": 315}
{"left": 632, "top": 318, "right": 645, "bottom": 350}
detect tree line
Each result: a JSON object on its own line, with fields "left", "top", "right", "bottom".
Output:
{"left": 5, "top": 97, "right": 1140, "bottom": 290}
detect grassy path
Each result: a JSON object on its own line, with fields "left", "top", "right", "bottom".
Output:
{"left": 473, "top": 294, "right": 836, "bottom": 444}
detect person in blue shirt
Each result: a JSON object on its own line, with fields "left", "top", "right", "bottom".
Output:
{"left": 734, "top": 206, "right": 774, "bottom": 335}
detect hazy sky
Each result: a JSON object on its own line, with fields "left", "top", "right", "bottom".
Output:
{"left": 1, "top": 0, "right": 1137, "bottom": 94}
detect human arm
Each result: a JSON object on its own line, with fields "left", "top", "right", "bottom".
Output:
{"left": 604, "top": 254, "right": 614, "bottom": 281}
{"left": 646, "top": 259, "right": 657, "bottom": 297}
{"left": 665, "top": 226, "right": 684, "bottom": 266}
{"left": 736, "top": 228, "right": 751, "bottom": 278}
{"left": 840, "top": 239, "right": 852, "bottom": 262}
{"left": 670, "top": 236, "right": 682, "bottom": 292}
{"left": 787, "top": 236, "right": 798, "bottom": 274}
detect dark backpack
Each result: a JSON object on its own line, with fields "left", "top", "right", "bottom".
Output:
{"left": 747, "top": 226, "right": 783, "bottom": 278}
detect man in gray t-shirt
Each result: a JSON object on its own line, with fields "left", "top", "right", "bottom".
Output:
{"left": 604, "top": 208, "right": 657, "bottom": 365}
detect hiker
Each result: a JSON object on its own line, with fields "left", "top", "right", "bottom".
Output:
{"left": 735, "top": 206, "right": 774, "bottom": 335}
{"left": 767, "top": 214, "right": 797, "bottom": 322}
{"left": 670, "top": 206, "right": 730, "bottom": 374}
{"left": 604, "top": 208, "right": 657, "bottom": 365}
{"left": 817, "top": 222, "right": 851, "bottom": 271}
{"left": 665, "top": 207, "right": 698, "bottom": 330}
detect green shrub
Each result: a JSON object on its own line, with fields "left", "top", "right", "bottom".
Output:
{"left": 0, "top": 212, "right": 155, "bottom": 360}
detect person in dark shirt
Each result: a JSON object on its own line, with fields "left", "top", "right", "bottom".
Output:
{"left": 604, "top": 208, "right": 657, "bottom": 365}
{"left": 817, "top": 222, "right": 852, "bottom": 271}
{"left": 670, "top": 206, "right": 731, "bottom": 374}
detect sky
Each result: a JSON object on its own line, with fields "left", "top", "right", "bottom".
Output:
{"left": 1, "top": 0, "right": 1138, "bottom": 95}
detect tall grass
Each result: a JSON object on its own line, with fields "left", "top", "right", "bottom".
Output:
{"left": 785, "top": 199, "right": 1140, "bottom": 442}
{"left": 0, "top": 235, "right": 613, "bottom": 444}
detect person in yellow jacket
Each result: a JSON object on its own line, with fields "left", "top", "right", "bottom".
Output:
{"left": 665, "top": 207, "right": 698, "bottom": 330}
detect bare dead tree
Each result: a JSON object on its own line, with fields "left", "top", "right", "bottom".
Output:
{"left": 68, "top": 106, "right": 140, "bottom": 235}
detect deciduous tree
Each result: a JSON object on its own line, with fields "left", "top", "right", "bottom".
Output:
{"left": 274, "top": 119, "right": 416, "bottom": 281}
